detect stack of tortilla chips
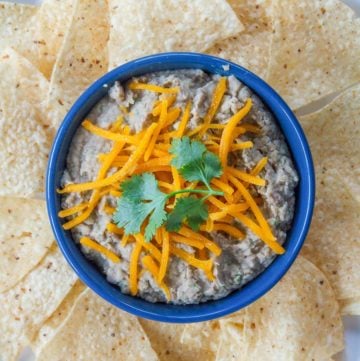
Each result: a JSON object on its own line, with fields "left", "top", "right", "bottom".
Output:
{"left": 0, "top": 0, "right": 359, "bottom": 360}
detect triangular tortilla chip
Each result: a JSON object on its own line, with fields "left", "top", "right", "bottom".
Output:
{"left": 0, "top": 245, "right": 78, "bottom": 361}
{"left": 300, "top": 84, "right": 360, "bottom": 301}
{"left": 32, "top": 281, "right": 87, "bottom": 354}
{"left": 0, "top": 48, "right": 54, "bottom": 197}
{"left": 33, "top": 0, "right": 76, "bottom": 79}
{"left": 47, "top": 0, "right": 109, "bottom": 129}
{"left": 37, "top": 289, "right": 159, "bottom": 361}
{"left": 0, "top": 2, "right": 38, "bottom": 66}
{"left": 140, "top": 319, "right": 212, "bottom": 361}
{"left": 216, "top": 256, "right": 344, "bottom": 361}
{"left": 0, "top": 197, "right": 54, "bottom": 293}
{"left": 207, "top": 0, "right": 274, "bottom": 79}
{"left": 267, "top": 0, "right": 360, "bottom": 109}
{"left": 108, "top": 0, "right": 244, "bottom": 69}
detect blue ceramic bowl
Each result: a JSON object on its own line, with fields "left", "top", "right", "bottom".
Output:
{"left": 46, "top": 52, "right": 315, "bottom": 323}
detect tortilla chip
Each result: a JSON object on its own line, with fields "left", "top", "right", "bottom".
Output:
{"left": 267, "top": 0, "right": 360, "bottom": 109}
{"left": 217, "top": 256, "right": 344, "bottom": 361}
{"left": 0, "top": 245, "right": 78, "bottom": 361}
{"left": 108, "top": 0, "right": 244, "bottom": 69}
{"left": 33, "top": 0, "right": 76, "bottom": 79}
{"left": 300, "top": 84, "right": 360, "bottom": 301}
{"left": 0, "top": 49, "right": 53, "bottom": 197}
{"left": 339, "top": 298, "right": 360, "bottom": 316}
{"left": 207, "top": 0, "right": 274, "bottom": 79}
{"left": 32, "top": 280, "right": 87, "bottom": 354}
{"left": 215, "top": 314, "right": 246, "bottom": 361}
{"left": 180, "top": 321, "right": 221, "bottom": 359}
{"left": 0, "top": 197, "right": 54, "bottom": 293}
{"left": 37, "top": 289, "right": 159, "bottom": 361}
{"left": 46, "top": 0, "right": 109, "bottom": 129}
{"left": 139, "top": 319, "right": 212, "bottom": 361}
{"left": 0, "top": 2, "right": 38, "bottom": 66}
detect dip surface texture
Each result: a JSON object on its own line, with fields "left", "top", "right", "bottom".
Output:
{"left": 61, "top": 70, "right": 298, "bottom": 304}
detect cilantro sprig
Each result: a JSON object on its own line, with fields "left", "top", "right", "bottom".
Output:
{"left": 113, "top": 137, "right": 223, "bottom": 241}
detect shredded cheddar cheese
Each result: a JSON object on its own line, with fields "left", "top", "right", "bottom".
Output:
{"left": 129, "top": 82, "right": 179, "bottom": 94}
{"left": 60, "top": 76, "right": 288, "bottom": 299}
{"left": 219, "top": 99, "right": 253, "bottom": 166}
{"left": 80, "top": 237, "right": 120, "bottom": 263}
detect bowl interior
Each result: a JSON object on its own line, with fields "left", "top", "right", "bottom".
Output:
{"left": 46, "top": 52, "right": 315, "bottom": 323}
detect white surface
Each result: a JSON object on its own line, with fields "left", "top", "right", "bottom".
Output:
{"left": 5, "top": 0, "right": 360, "bottom": 359}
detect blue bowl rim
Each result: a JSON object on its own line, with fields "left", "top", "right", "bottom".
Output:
{"left": 46, "top": 52, "right": 315, "bottom": 323}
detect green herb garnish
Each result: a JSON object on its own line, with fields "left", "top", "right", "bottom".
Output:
{"left": 113, "top": 137, "right": 223, "bottom": 241}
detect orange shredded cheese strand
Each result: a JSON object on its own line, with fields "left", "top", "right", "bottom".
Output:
{"left": 176, "top": 101, "right": 192, "bottom": 137}
{"left": 162, "top": 108, "right": 181, "bottom": 129}
{"left": 62, "top": 191, "right": 101, "bottom": 230}
{"left": 178, "top": 227, "right": 221, "bottom": 256}
{"left": 110, "top": 115, "right": 124, "bottom": 131}
{"left": 211, "top": 178, "right": 234, "bottom": 195}
{"left": 251, "top": 157, "right": 268, "bottom": 176}
{"left": 227, "top": 167, "right": 266, "bottom": 186}
{"left": 219, "top": 99, "right": 253, "bottom": 166}
{"left": 103, "top": 205, "right": 115, "bottom": 214}
{"left": 141, "top": 255, "right": 171, "bottom": 300}
{"left": 106, "top": 223, "right": 123, "bottom": 235}
{"left": 129, "top": 238, "right": 142, "bottom": 295}
{"left": 170, "top": 234, "right": 205, "bottom": 249}
{"left": 171, "top": 166, "right": 181, "bottom": 192}
{"left": 158, "top": 228, "right": 169, "bottom": 283}
{"left": 144, "top": 100, "right": 168, "bottom": 161}
{"left": 231, "top": 141, "right": 253, "bottom": 151}
{"left": 110, "top": 190, "right": 121, "bottom": 197}
{"left": 133, "top": 165, "right": 172, "bottom": 174}
{"left": 58, "top": 203, "right": 87, "bottom": 218}
{"left": 198, "top": 77, "right": 227, "bottom": 137}
{"left": 209, "top": 211, "right": 228, "bottom": 221}
{"left": 169, "top": 245, "right": 213, "bottom": 272}
{"left": 129, "top": 82, "right": 179, "bottom": 94}
{"left": 152, "top": 94, "right": 177, "bottom": 116}
{"left": 202, "top": 224, "right": 245, "bottom": 239}
{"left": 82, "top": 120, "right": 138, "bottom": 144}
{"left": 59, "top": 123, "right": 157, "bottom": 193}
{"left": 158, "top": 181, "right": 174, "bottom": 191}
{"left": 134, "top": 233, "right": 162, "bottom": 261}
{"left": 121, "top": 234, "right": 130, "bottom": 247}
{"left": 80, "top": 237, "right": 120, "bottom": 263}
{"left": 228, "top": 174, "right": 274, "bottom": 239}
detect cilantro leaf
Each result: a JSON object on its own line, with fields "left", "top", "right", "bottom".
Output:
{"left": 170, "top": 137, "right": 223, "bottom": 186}
{"left": 166, "top": 196, "right": 208, "bottom": 232}
{"left": 170, "top": 137, "right": 206, "bottom": 168}
{"left": 113, "top": 173, "right": 167, "bottom": 241}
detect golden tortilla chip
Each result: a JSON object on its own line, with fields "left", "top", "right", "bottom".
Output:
{"left": 208, "top": 0, "right": 274, "bottom": 79}
{"left": 139, "top": 319, "right": 215, "bottom": 361}
{"left": 0, "top": 2, "right": 38, "bottom": 66}
{"left": 32, "top": 281, "right": 86, "bottom": 354}
{"left": 339, "top": 298, "right": 360, "bottom": 316}
{"left": 0, "top": 49, "right": 53, "bottom": 197}
{"left": 215, "top": 315, "right": 246, "bottom": 361}
{"left": 47, "top": 0, "right": 109, "bottom": 129}
{"left": 217, "top": 256, "right": 344, "bottom": 361}
{"left": 0, "top": 245, "right": 78, "bottom": 361}
{"left": 300, "top": 84, "right": 360, "bottom": 301}
{"left": 0, "top": 197, "right": 54, "bottom": 293}
{"left": 108, "top": 0, "right": 244, "bottom": 69}
{"left": 180, "top": 321, "right": 221, "bottom": 359}
{"left": 267, "top": 0, "right": 360, "bottom": 109}
{"left": 33, "top": 0, "right": 76, "bottom": 79}
{"left": 37, "top": 289, "right": 159, "bottom": 361}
